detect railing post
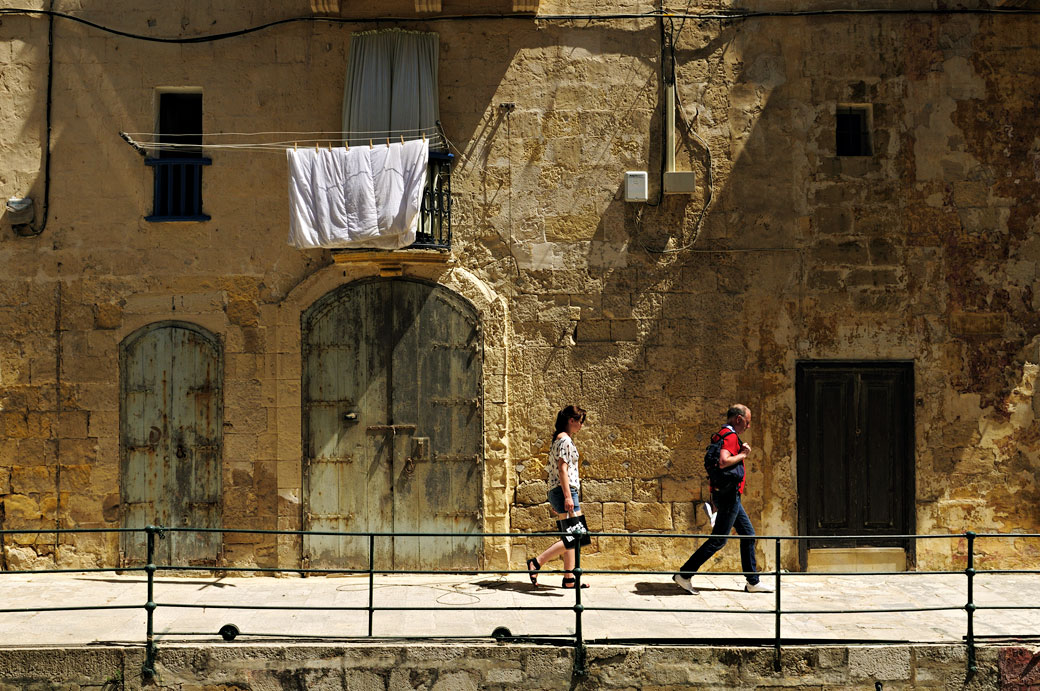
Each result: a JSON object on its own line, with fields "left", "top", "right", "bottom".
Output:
{"left": 572, "top": 540, "right": 587, "bottom": 678}
{"left": 965, "top": 531, "right": 977, "bottom": 678}
{"left": 368, "top": 533, "right": 375, "bottom": 637}
{"left": 774, "top": 536, "right": 782, "bottom": 672}
{"left": 143, "top": 525, "right": 158, "bottom": 681}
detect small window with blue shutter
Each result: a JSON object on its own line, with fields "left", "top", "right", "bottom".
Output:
{"left": 146, "top": 91, "right": 211, "bottom": 222}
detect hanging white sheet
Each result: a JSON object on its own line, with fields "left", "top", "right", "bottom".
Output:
{"left": 287, "top": 139, "right": 429, "bottom": 250}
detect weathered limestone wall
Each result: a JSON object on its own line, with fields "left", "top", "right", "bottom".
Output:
{"left": 0, "top": 1, "right": 1037, "bottom": 573}
{"left": 0, "top": 643, "right": 1022, "bottom": 690}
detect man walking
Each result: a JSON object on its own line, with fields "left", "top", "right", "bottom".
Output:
{"left": 674, "top": 404, "right": 772, "bottom": 593}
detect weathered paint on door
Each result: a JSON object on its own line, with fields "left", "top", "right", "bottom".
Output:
{"left": 302, "top": 279, "right": 483, "bottom": 570}
{"left": 120, "top": 322, "right": 223, "bottom": 566}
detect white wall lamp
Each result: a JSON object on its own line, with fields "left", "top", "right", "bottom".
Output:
{"left": 5, "top": 197, "right": 35, "bottom": 232}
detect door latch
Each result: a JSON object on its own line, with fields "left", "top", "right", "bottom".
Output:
{"left": 403, "top": 437, "right": 430, "bottom": 477}
{"left": 343, "top": 411, "right": 358, "bottom": 422}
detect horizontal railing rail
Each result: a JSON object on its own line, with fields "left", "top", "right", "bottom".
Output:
{"left": 1, "top": 527, "right": 1038, "bottom": 682}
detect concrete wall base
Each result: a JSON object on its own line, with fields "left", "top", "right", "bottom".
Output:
{"left": 0, "top": 642, "right": 1024, "bottom": 689}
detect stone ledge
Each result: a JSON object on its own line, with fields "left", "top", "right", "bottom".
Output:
{"left": 332, "top": 249, "right": 452, "bottom": 277}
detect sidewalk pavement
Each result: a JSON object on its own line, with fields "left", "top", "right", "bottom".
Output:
{"left": 0, "top": 570, "right": 1036, "bottom": 647}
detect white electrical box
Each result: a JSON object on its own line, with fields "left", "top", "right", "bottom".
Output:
{"left": 624, "top": 171, "right": 648, "bottom": 202}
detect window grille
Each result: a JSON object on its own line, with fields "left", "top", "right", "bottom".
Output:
{"left": 145, "top": 157, "right": 211, "bottom": 221}
{"left": 147, "top": 91, "right": 210, "bottom": 222}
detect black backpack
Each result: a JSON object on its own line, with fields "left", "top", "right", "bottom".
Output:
{"left": 703, "top": 429, "right": 744, "bottom": 491}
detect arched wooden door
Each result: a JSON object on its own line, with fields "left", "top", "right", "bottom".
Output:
{"left": 302, "top": 278, "right": 483, "bottom": 570}
{"left": 119, "top": 322, "right": 222, "bottom": 566}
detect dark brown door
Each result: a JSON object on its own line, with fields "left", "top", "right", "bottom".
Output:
{"left": 796, "top": 362, "right": 914, "bottom": 561}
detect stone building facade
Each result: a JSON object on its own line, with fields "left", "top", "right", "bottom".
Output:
{"left": 0, "top": 0, "right": 1037, "bottom": 575}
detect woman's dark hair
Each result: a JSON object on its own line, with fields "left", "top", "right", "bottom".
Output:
{"left": 552, "top": 405, "right": 587, "bottom": 442}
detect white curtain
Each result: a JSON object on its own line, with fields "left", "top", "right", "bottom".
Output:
{"left": 342, "top": 29, "right": 439, "bottom": 146}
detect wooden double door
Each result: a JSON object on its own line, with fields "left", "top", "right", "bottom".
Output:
{"left": 119, "top": 322, "right": 223, "bottom": 566}
{"left": 301, "top": 278, "right": 483, "bottom": 571}
{"left": 796, "top": 362, "right": 915, "bottom": 563}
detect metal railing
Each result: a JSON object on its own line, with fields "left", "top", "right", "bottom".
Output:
{"left": 145, "top": 157, "right": 211, "bottom": 221}
{"left": 1, "top": 527, "right": 1038, "bottom": 682}
{"left": 414, "top": 150, "right": 452, "bottom": 249}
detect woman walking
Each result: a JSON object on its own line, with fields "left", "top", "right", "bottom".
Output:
{"left": 527, "top": 404, "right": 590, "bottom": 589}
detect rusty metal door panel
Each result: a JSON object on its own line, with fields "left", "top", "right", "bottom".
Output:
{"left": 120, "top": 322, "right": 223, "bottom": 566}
{"left": 391, "top": 281, "right": 483, "bottom": 571}
{"left": 302, "top": 281, "right": 392, "bottom": 568}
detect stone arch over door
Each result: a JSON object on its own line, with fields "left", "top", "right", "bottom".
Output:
{"left": 119, "top": 321, "right": 223, "bottom": 566}
{"left": 301, "top": 277, "right": 483, "bottom": 570}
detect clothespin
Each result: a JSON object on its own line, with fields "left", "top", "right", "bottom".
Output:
{"left": 400, "top": 135, "right": 405, "bottom": 145}
{"left": 294, "top": 142, "right": 298, "bottom": 151}
{"left": 344, "top": 141, "right": 349, "bottom": 150}
{"left": 328, "top": 142, "right": 332, "bottom": 151}
{"left": 315, "top": 142, "right": 319, "bottom": 152}
{"left": 422, "top": 132, "right": 426, "bottom": 142}
{"left": 369, "top": 139, "right": 373, "bottom": 149}
{"left": 386, "top": 137, "right": 390, "bottom": 147}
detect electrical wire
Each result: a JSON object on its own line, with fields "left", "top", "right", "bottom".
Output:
{"left": 17, "top": 0, "right": 54, "bottom": 237}
{"left": 1, "top": 6, "right": 1037, "bottom": 45}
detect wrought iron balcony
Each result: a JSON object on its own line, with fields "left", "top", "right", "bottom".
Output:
{"left": 412, "top": 150, "right": 453, "bottom": 250}
{"left": 145, "top": 157, "right": 211, "bottom": 222}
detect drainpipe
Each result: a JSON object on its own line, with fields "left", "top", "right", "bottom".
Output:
{"left": 661, "top": 18, "right": 695, "bottom": 196}
{"left": 664, "top": 79, "right": 676, "bottom": 174}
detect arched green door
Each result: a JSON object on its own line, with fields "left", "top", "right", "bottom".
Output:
{"left": 119, "top": 322, "right": 222, "bottom": 566}
{"left": 302, "top": 278, "right": 483, "bottom": 570}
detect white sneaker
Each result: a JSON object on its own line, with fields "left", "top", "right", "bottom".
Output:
{"left": 745, "top": 581, "right": 773, "bottom": 593}
{"left": 672, "top": 573, "right": 696, "bottom": 594}
{"left": 702, "top": 502, "right": 717, "bottom": 527}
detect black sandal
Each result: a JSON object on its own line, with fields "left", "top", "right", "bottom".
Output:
{"left": 526, "top": 557, "right": 541, "bottom": 585}
{"left": 562, "top": 577, "right": 589, "bottom": 589}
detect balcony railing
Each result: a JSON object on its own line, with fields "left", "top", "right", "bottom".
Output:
{"left": 145, "top": 157, "right": 211, "bottom": 222}
{"left": 412, "top": 150, "right": 452, "bottom": 249}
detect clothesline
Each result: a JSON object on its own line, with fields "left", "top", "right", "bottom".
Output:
{"left": 125, "top": 138, "right": 443, "bottom": 153}
{"left": 121, "top": 126, "right": 442, "bottom": 137}
{"left": 120, "top": 127, "right": 452, "bottom": 155}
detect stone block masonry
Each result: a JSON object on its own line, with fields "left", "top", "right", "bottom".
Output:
{"left": 0, "top": 644, "right": 1012, "bottom": 689}
{"left": 1, "top": 2, "right": 1038, "bottom": 575}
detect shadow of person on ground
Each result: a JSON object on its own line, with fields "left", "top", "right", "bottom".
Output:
{"left": 473, "top": 579, "right": 566, "bottom": 597}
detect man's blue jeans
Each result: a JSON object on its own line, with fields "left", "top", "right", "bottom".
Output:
{"left": 678, "top": 490, "right": 759, "bottom": 585}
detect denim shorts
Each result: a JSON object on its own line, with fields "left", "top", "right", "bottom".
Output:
{"left": 547, "top": 486, "right": 580, "bottom": 513}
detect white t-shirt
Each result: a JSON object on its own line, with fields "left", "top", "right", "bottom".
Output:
{"left": 546, "top": 435, "right": 580, "bottom": 490}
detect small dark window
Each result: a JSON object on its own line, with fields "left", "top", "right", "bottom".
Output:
{"left": 836, "top": 106, "right": 872, "bottom": 157}
{"left": 146, "top": 92, "right": 210, "bottom": 221}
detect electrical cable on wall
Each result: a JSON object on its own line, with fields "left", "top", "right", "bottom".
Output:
{"left": 14, "top": 0, "right": 55, "bottom": 237}
{"left": 2, "top": 6, "right": 1038, "bottom": 45}
{"left": 639, "top": 11, "right": 718, "bottom": 254}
